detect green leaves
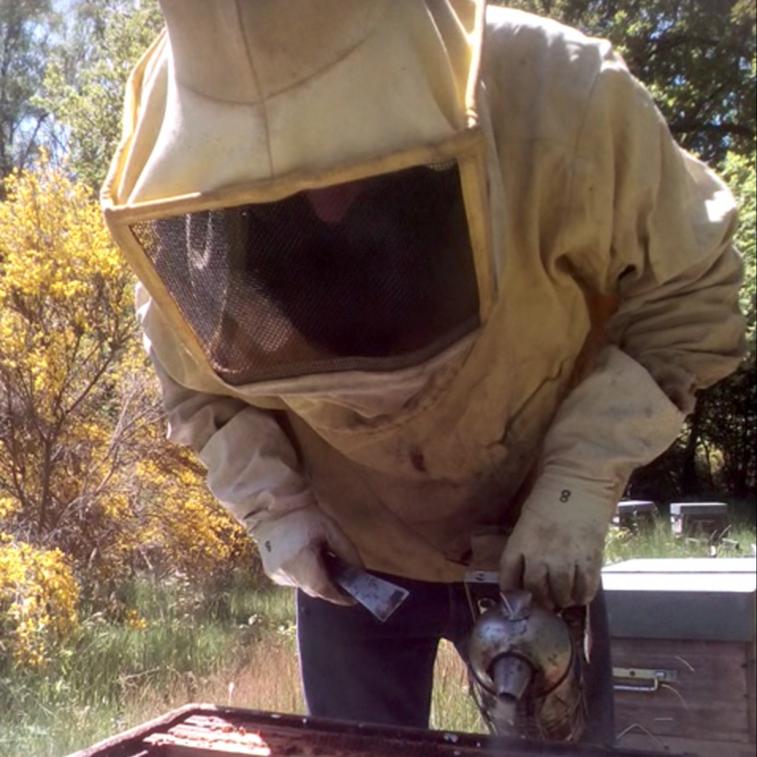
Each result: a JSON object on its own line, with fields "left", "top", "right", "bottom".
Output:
{"left": 722, "top": 150, "right": 757, "bottom": 356}
{"left": 36, "top": 0, "right": 163, "bottom": 190}
{"left": 499, "top": 0, "right": 755, "bottom": 164}
{"left": 0, "top": 0, "right": 57, "bottom": 184}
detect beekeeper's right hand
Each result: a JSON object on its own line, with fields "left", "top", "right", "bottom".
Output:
{"left": 252, "top": 504, "right": 363, "bottom": 606}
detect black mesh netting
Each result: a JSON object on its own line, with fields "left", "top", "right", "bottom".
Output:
{"left": 131, "top": 164, "right": 480, "bottom": 385}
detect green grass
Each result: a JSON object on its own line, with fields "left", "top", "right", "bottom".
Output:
{"left": 430, "top": 642, "right": 485, "bottom": 733}
{"left": 0, "top": 573, "right": 296, "bottom": 756}
{"left": 1, "top": 521, "right": 755, "bottom": 755}
{"left": 604, "top": 518, "right": 756, "bottom": 564}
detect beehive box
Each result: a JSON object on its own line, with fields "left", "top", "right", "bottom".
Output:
{"left": 614, "top": 501, "right": 658, "bottom": 533}
{"left": 669, "top": 503, "right": 729, "bottom": 541}
{"left": 70, "top": 702, "right": 667, "bottom": 757}
{"left": 603, "top": 558, "right": 756, "bottom": 757}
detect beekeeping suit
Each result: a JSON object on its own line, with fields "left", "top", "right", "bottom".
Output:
{"left": 102, "top": 1, "right": 744, "bottom": 612}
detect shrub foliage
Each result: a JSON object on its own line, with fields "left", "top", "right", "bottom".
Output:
{"left": 0, "top": 533, "right": 79, "bottom": 669}
{"left": 0, "top": 158, "right": 254, "bottom": 666}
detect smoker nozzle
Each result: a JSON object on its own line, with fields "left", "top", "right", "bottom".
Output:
{"left": 488, "top": 655, "right": 533, "bottom": 730}
{"left": 491, "top": 654, "right": 534, "bottom": 701}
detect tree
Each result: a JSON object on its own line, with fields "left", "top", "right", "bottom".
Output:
{"left": 38, "top": 0, "right": 163, "bottom": 190}
{"left": 0, "top": 153, "right": 140, "bottom": 561}
{"left": 680, "top": 153, "right": 756, "bottom": 502}
{"left": 0, "top": 0, "right": 56, "bottom": 183}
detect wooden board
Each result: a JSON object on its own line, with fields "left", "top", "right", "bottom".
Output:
{"left": 70, "top": 703, "right": 668, "bottom": 757}
{"left": 748, "top": 639, "right": 757, "bottom": 744}
{"left": 612, "top": 637, "right": 755, "bottom": 749}
{"left": 616, "top": 733, "right": 755, "bottom": 757}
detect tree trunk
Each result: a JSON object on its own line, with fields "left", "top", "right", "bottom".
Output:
{"left": 681, "top": 397, "right": 705, "bottom": 496}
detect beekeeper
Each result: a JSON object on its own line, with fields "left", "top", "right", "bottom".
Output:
{"left": 101, "top": 0, "right": 744, "bottom": 744}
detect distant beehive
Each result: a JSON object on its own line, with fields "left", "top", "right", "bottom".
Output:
{"left": 670, "top": 501, "right": 729, "bottom": 541}
{"left": 614, "top": 500, "right": 658, "bottom": 532}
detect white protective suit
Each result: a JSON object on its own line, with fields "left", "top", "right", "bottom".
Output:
{"left": 102, "top": 1, "right": 745, "bottom": 607}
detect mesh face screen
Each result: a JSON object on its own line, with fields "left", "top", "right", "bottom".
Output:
{"left": 131, "top": 164, "right": 480, "bottom": 385}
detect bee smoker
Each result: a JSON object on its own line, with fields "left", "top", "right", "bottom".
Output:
{"left": 466, "top": 584, "right": 587, "bottom": 742}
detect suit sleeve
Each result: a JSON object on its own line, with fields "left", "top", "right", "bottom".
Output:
{"left": 536, "top": 47, "right": 745, "bottom": 488}
{"left": 136, "top": 285, "right": 318, "bottom": 532}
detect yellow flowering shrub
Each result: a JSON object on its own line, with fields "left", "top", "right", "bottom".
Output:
{"left": 0, "top": 534, "right": 79, "bottom": 669}
{"left": 0, "top": 155, "right": 255, "bottom": 615}
{"left": 0, "top": 155, "right": 140, "bottom": 583}
{"left": 133, "top": 439, "right": 255, "bottom": 579}
{"left": 0, "top": 496, "right": 19, "bottom": 519}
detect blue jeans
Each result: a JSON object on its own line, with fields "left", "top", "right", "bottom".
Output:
{"left": 296, "top": 574, "right": 615, "bottom": 746}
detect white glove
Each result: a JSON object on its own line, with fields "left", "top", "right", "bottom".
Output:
{"left": 500, "top": 347, "right": 686, "bottom": 610}
{"left": 252, "top": 504, "right": 363, "bottom": 606}
{"left": 499, "top": 471, "right": 614, "bottom": 610}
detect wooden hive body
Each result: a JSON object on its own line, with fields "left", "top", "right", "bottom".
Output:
{"left": 603, "top": 558, "right": 756, "bottom": 757}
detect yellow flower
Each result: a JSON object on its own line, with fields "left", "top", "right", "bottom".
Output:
{"left": 125, "top": 609, "right": 148, "bottom": 631}
{"left": 0, "top": 537, "right": 79, "bottom": 669}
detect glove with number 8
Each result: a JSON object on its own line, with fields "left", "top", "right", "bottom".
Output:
{"left": 499, "top": 471, "right": 614, "bottom": 610}
{"left": 500, "top": 347, "right": 685, "bottom": 610}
